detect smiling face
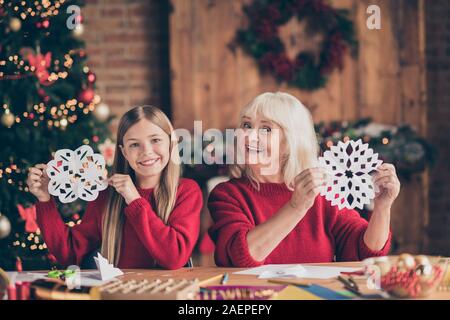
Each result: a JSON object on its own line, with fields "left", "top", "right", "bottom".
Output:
{"left": 230, "top": 92, "right": 320, "bottom": 188}
{"left": 120, "top": 118, "right": 171, "bottom": 186}
{"left": 238, "top": 113, "right": 286, "bottom": 180}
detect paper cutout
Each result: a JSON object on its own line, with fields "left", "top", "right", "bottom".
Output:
{"left": 93, "top": 253, "right": 124, "bottom": 281}
{"left": 234, "top": 264, "right": 360, "bottom": 279}
{"left": 258, "top": 266, "right": 307, "bottom": 279}
{"left": 46, "top": 145, "right": 108, "bottom": 203}
{"left": 318, "top": 139, "right": 382, "bottom": 210}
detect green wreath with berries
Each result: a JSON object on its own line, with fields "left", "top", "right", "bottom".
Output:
{"left": 236, "top": 0, "right": 358, "bottom": 90}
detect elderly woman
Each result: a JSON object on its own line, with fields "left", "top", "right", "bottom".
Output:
{"left": 208, "top": 92, "right": 400, "bottom": 267}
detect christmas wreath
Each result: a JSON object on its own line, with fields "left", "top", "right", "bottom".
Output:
{"left": 236, "top": 0, "right": 357, "bottom": 90}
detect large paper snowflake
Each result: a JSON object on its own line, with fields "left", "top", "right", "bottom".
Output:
{"left": 46, "top": 145, "right": 108, "bottom": 203}
{"left": 318, "top": 139, "right": 382, "bottom": 210}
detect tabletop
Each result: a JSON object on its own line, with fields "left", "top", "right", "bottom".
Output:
{"left": 110, "top": 261, "right": 450, "bottom": 300}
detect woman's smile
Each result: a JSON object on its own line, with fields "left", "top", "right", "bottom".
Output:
{"left": 245, "top": 144, "right": 264, "bottom": 153}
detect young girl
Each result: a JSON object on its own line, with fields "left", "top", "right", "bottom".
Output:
{"left": 208, "top": 92, "right": 399, "bottom": 267}
{"left": 27, "top": 106, "right": 202, "bottom": 269}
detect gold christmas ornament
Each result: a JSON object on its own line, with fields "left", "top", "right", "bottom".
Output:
{"left": 1, "top": 109, "right": 15, "bottom": 128}
{"left": 72, "top": 23, "right": 84, "bottom": 38}
{"left": 9, "top": 17, "right": 22, "bottom": 32}
{"left": 93, "top": 103, "right": 110, "bottom": 122}
{"left": 0, "top": 214, "right": 11, "bottom": 240}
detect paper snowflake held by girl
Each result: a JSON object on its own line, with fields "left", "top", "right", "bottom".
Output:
{"left": 46, "top": 145, "right": 108, "bottom": 203}
{"left": 318, "top": 139, "right": 383, "bottom": 210}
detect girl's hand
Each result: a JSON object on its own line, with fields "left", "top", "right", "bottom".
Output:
{"left": 373, "top": 163, "right": 401, "bottom": 211}
{"left": 27, "top": 164, "right": 51, "bottom": 202}
{"left": 290, "top": 167, "right": 328, "bottom": 214}
{"left": 108, "top": 174, "right": 141, "bottom": 205}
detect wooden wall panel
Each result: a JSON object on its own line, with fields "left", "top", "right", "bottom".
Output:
{"left": 170, "top": 0, "right": 362, "bottom": 131}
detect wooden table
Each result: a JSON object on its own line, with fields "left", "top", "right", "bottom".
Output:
{"left": 114, "top": 261, "right": 450, "bottom": 300}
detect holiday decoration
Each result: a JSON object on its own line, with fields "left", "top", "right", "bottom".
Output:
{"left": 1, "top": 109, "right": 15, "bottom": 128}
{"left": 87, "top": 72, "right": 96, "bottom": 83}
{"left": 98, "top": 139, "right": 116, "bottom": 167}
{"left": 17, "top": 205, "right": 38, "bottom": 233}
{"left": 46, "top": 145, "right": 108, "bottom": 203}
{"left": 78, "top": 88, "right": 95, "bottom": 104}
{"left": 72, "top": 23, "right": 84, "bottom": 39}
{"left": 9, "top": 17, "right": 22, "bottom": 32}
{"left": 27, "top": 52, "right": 53, "bottom": 85}
{"left": 93, "top": 102, "right": 110, "bottom": 122}
{"left": 315, "top": 118, "right": 437, "bottom": 179}
{"left": 236, "top": 0, "right": 357, "bottom": 90}
{"left": 0, "top": 214, "right": 11, "bottom": 240}
{"left": 36, "top": 19, "right": 50, "bottom": 29}
{"left": 319, "top": 139, "right": 382, "bottom": 210}
{"left": 0, "top": 0, "right": 112, "bottom": 270}
{"left": 364, "top": 254, "right": 447, "bottom": 298}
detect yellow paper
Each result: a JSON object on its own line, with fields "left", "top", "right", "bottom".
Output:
{"left": 271, "top": 285, "right": 323, "bottom": 300}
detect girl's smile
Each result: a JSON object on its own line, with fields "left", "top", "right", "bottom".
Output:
{"left": 138, "top": 157, "right": 161, "bottom": 167}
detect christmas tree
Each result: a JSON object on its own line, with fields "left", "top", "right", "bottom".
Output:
{"left": 0, "top": 0, "right": 113, "bottom": 270}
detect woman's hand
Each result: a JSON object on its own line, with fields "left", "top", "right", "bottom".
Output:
{"left": 372, "top": 163, "right": 401, "bottom": 211}
{"left": 108, "top": 174, "right": 141, "bottom": 205}
{"left": 290, "top": 167, "right": 328, "bottom": 214}
{"left": 26, "top": 164, "right": 51, "bottom": 202}
{"left": 363, "top": 163, "right": 399, "bottom": 251}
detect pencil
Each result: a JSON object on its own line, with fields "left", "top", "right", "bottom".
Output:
{"left": 198, "top": 274, "right": 225, "bottom": 287}
{"left": 220, "top": 273, "right": 229, "bottom": 285}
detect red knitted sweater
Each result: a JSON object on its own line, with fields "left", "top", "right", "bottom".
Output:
{"left": 36, "top": 178, "right": 202, "bottom": 269}
{"left": 208, "top": 178, "right": 391, "bottom": 267}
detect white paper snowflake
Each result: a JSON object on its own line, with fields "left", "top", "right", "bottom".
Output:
{"left": 46, "top": 145, "right": 108, "bottom": 203}
{"left": 318, "top": 139, "right": 382, "bottom": 210}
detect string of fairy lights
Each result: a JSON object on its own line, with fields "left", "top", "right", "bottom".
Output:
{"left": 1, "top": 86, "right": 102, "bottom": 192}
{"left": 0, "top": 0, "right": 109, "bottom": 199}
{"left": 0, "top": 52, "right": 71, "bottom": 81}
{"left": 2, "top": 96, "right": 99, "bottom": 128}
{"left": 0, "top": 0, "right": 67, "bottom": 20}
{"left": 11, "top": 219, "right": 82, "bottom": 251}
{"left": 0, "top": 47, "right": 83, "bottom": 80}
{"left": 12, "top": 230, "right": 48, "bottom": 251}
{"left": 0, "top": 1, "right": 109, "bottom": 256}
{"left": 324, "top": 135, "right": 390, "bottom": 149}
{"left": 0, "top": 93, "right": 101, "bottom": 192}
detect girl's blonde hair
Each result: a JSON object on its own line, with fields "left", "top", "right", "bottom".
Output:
{"left": 100, "top": 105, "right": 181, "bottom": 266}
{"left": 230, "top": 92, "right": 319, "bottom": 190}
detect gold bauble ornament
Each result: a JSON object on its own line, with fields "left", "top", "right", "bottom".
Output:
{"left": 1, "top": 110, "right": 15, "bottom": 128}
{"left": 0, "top": 214, "right": 11, "bottom": 240}
{"left": 72, "top": 23, "right": 84, "bottom": 38}
{"left": 9, "top": 17, "right": 22, "bottom": 32}
{"left": 93, "top": 103, "right": 110, "bottom": 122}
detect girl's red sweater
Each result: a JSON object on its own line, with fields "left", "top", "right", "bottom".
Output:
{"left": 36, "top": 178, "right": 202, "bottom": 269}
